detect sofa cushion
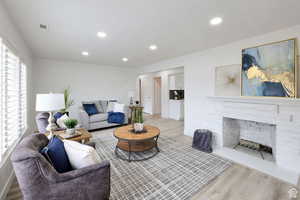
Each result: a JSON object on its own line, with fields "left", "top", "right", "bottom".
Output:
{"left": 63, "top": 140, "right": 101, "bottom": 169}
{"left": 99, "top": 100, "right": 108, "bottom": 113}
{"left": 82, "top": 101, "right": 104, "bottom": 113}
{"left": 40, "top": 136, "right": 73, "bottom": 173}
{"left": 83, "top": 104, "right": 99, "bottom": 116}
{"left": 107, "top": 101, "right": 116, "bottom": 112}
{"left": 89, "top": 113, "right": 108, "bottom": 123}
{"left": 113, "top": 103, "right": 125, "bottom": 113}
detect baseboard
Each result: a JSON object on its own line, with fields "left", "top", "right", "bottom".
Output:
{"left": 0, "top": 170, "right": 15, "bottom": 200}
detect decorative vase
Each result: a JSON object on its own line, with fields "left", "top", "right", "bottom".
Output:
{"left": 134, "top": 123, "right": 144, "bottom": 132}
{"left": 66, "top": 128, "right": 75, "bottom": 135}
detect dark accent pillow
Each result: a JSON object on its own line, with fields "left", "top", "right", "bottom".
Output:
{"left": 40, "top": 136, "right": 73, "bottom": 173}
{"left": 108, "top": 112, "right": 125, "bottom": 124}
{"left": 54, "top": 112, "right": 64, "bottom": 120}
{"left": 83, "top": 103, "right": 99, "bottom": 116}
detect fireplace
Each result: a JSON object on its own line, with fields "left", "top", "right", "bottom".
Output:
{"left": 223, "top": 117, "right": 276, "bottom": 161}
{"left": 207, "top": 96, "right": 300, "bottom": 183}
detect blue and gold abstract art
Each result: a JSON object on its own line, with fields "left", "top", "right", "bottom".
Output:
{"left": 242, "top": 39, "right": 296, "bottom": 97}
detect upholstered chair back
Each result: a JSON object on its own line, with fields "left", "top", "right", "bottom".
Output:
{"left": 11, "top": 134, "right": 111, "bottom": 200}
{"left": 11, "top": 134, "right": 53, "bottom": 199}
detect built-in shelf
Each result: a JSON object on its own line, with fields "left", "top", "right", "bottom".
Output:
{"left": 207, "top": 96, "right": 300, "bottom": 106}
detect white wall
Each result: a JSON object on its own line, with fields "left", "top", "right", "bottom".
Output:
{"left": 139, "top": 67, "right": 184, "bottom": 118}
{"left": 33, "top": 59, "right": 138, "bottom": 120}
{"left": 0, "top": 1, "right": 33, "bottom": 199}
{"left": 139, "top": 24, "right": 300, "bottom": 139}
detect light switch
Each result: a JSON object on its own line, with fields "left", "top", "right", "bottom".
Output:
{"left": 289, "top": 115, "right": 294, "bottom": 122}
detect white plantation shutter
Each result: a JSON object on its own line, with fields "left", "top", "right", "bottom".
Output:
{"left": 20, "top": 63, "right": 27, "bottom": 133}
{"left": 0, "top": 38, "right": 27, "bottom": 162}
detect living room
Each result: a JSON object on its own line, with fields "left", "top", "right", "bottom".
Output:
{"left": 1, "top": 0, "right": 300, "bottom": 200}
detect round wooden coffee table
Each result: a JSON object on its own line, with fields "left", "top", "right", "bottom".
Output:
{"left": 113, "top": 125, "right": 160, "bottom": 162}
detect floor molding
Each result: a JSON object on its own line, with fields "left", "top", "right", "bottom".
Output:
{"left": 0, "top": 170, "right": 15, "bottom": 200}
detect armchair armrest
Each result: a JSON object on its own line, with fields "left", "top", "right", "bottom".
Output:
{"left": 79, "top": 108, "right": 89, "bottom": 130}
{"left": 45, "top": 161, "right": 110, "bottom": 183}
{"left": 40, "top": 161, "right": 110, "bottom": 200}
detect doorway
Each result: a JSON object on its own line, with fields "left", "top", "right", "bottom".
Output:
{"left": 153, "top": 77, "right": 162, "bottom": 115}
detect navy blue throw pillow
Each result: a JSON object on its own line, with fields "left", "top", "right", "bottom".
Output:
{"left": 108, "top": 112, "right": 125, "bottom": 124}
{"left": 54, "top": 112, "right": 64, "bottom": 121}
{"left": 83, "top": 103, "right": 99, "bottom": 116}
{"left": 41, "top": 136, "right": 72, "bottom": 173}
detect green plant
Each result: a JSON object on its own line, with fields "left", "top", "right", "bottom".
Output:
{"left": 133, "top": 108, "right": 143, "bottom": 123}
{"left": 60, "top": 87, "right": 75, "bottom": 113}
{"left": 64, "top": 119, "right": 78, "bottom": 129}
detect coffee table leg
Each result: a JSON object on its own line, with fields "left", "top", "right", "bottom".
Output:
{"left": 155, "top": 136, "right": 160, "bottom": 152}
{"left": 128, "top": 142, "right": 132, "bottom": 162}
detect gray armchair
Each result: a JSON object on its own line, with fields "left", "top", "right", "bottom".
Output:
{"left": 11, "top": 134, "right": 110, "bottom": 200}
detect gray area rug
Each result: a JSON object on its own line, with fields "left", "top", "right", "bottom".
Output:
{"left": 5, "top": 118, "right": 232, "bottom": 200}
{"left": 94, "top": 132, "right": 232, "bottom": 200}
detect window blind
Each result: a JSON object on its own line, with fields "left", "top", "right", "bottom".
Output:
{"left": 0, "top": 38, "right": 27, "bottom": 162}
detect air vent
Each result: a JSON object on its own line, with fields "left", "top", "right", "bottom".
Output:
{"left": 39, "top": 24, "right": 48, "bottom": 30}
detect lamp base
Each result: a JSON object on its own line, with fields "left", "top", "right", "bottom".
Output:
{"left": 46, "top": 111, "right": 58, "bottom": 138}
{"left": 129, "top": 97, "right": 133, "bottom": 105}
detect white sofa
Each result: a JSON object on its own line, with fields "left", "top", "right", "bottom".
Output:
{"left": 79, "top": 100, "right": 129, "bottom": 131}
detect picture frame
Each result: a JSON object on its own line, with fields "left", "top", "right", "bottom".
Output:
{"left": 241, "top": 38, "right": 297, "bottom": 98}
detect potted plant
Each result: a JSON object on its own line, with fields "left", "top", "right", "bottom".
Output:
{"left": 60, "top": 87, "right": 75, "bottom": 114}
{"left": 133, "top": 108, "right": 144, "bottom": 132}
{"left": 64, "top": 119, "right": 78, "bottom": 135}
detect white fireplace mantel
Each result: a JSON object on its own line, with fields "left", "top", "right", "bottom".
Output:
{"left": 208, "top": 96, "right": 300, "bottom": 106}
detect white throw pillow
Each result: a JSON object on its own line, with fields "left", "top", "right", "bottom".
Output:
{"left": 63, "top": 140, "right": 101, "bottom": 169}
{"left": 56, "top": 114, "right": 70, "bottom": 129}
{"left": 113, "top": 103, "right": 125, "bottom": 113}
{"left": 107, "top": 102, "right": 116, "bottom": 112}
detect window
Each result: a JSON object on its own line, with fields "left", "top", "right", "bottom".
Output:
{"left": 0, "top": 37, "right": 27, "bottom": 162}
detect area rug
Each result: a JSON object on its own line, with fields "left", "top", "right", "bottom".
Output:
{"left": 93, "top": 131, "right": 232, "bottom": 200}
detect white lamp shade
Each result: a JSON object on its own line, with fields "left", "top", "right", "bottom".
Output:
{"left": 36, "top": 93, "right": 65, "bottom": 112}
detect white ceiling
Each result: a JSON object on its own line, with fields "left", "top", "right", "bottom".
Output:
{"left": 4, "top": 0, "right": 300, "bottom": 67}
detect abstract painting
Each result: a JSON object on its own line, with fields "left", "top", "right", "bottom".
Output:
{"left": 242, "top": 39, "right": 296, "bottom": 97}
{"left": 215, "top": 64, "right": 241, "bottom": 96}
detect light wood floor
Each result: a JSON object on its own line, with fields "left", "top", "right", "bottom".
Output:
{"left": 149, "top": 115, "right": 300, "bottom": 200}
{"left": 192, "top": 164, "right": 300, "bottom": 200}
{"left": 5, "top": 115, "right": 300, "bottom": 200}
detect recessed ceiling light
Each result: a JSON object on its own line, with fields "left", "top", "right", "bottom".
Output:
{"left": 97, "top": 32, "right": 107, "bottom": 38}
{"left": 149, "top": 45, "right": 158, "bottom": 50}
{"left": 122, "top": 57, "right": 128, "bottom": 62}
{"left": 210, "top": 17, "right": 223, "bottom": 26}
{"left": 82, "top": 51, "right": 89, "bottom": 56}
{"left": 39, "top": 24, "right": 48, "bottom": 30}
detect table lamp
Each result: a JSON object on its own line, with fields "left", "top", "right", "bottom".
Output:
{"left": 36, "top": 93, "right": 65, "bottom": 137}
{"left": 128, "top": 91, "right": 135, "bottom": 105}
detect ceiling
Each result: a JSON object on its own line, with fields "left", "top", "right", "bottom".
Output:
{"left": 4, "top": 0, "right": 300, "bottom": 67}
